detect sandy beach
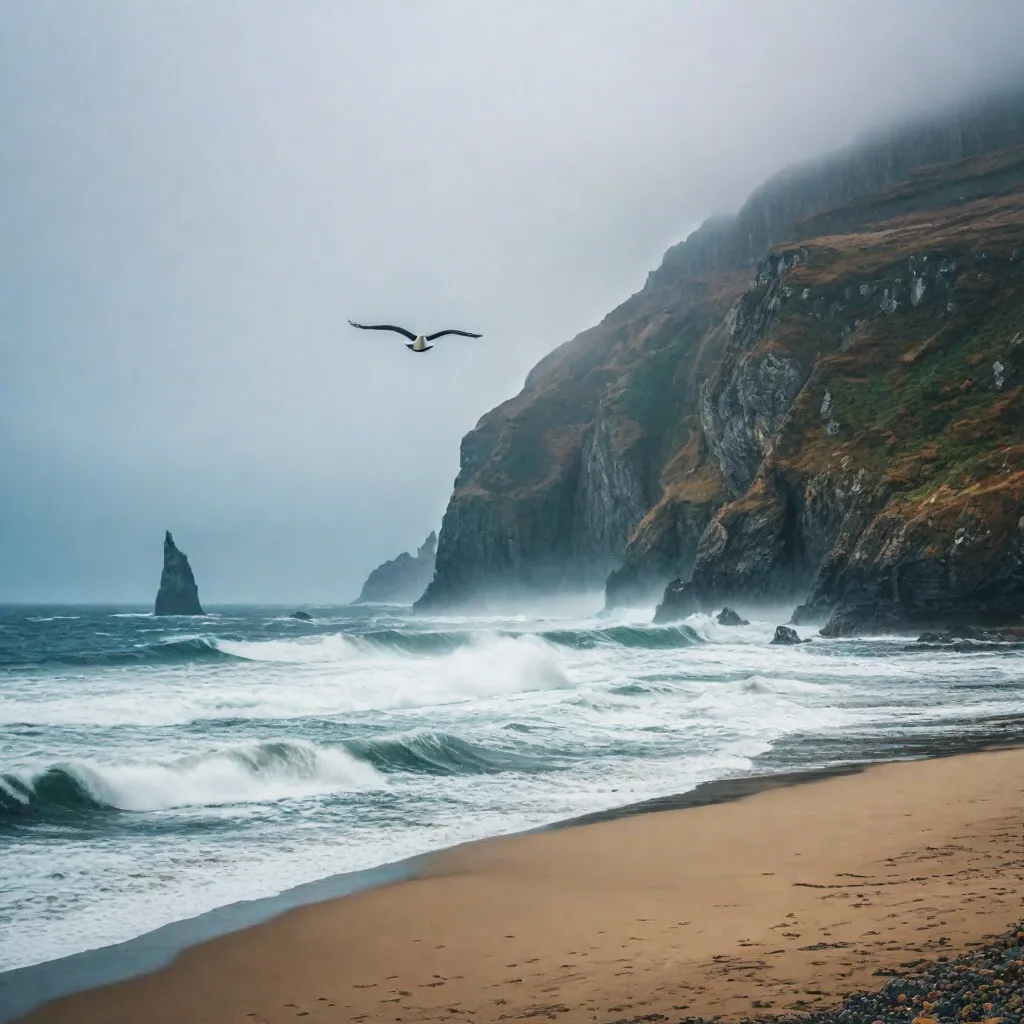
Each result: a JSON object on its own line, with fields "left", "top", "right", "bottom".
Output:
{"left": 13, "top": 747, "right": 1024, "bottom": 1024}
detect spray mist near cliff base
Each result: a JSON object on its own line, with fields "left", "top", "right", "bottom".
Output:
{"left": 5, "top": 600, "right": 1024, "bottom": 974}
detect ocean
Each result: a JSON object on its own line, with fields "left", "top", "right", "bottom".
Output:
{"left": 2, "top": 602, "right": 1023, "bottom": 975}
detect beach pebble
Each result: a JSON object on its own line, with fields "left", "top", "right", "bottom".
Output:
{"left": 717, "top": 921, "right": 1024, "bottom": 1024}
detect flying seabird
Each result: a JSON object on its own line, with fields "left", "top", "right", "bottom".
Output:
{"left": 348, "top": 321, "right": 482, "bottom": 353}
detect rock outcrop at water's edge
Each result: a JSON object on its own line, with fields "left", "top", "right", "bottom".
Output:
{"left": 416, "top": 88, "right": 1024, "bottom": 630}
{"left": 154, "top": 531, "right": 205, "bottom": 616}
{"left": 771, "top": 625, "right": 806, "bottom": 645}
{"left": 687, "top": 145, "right": 1024, "bottom": 634}
{"left": 716, "top": 607, "right": 749, "bottom": 626}
{"left": 356, "top": 531, "right": 438, "bottom": 605}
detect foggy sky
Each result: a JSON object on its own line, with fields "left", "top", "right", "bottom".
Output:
{"left": 2, "top": 1, "right": 1023, "bottom": 603}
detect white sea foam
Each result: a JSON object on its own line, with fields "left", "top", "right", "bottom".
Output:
{"left": 0, "top": 633, "right": 575, "bottom": 726}
{"left": 679, "top": 611, "right": 775, "bottom": 643}
{"left": 5, "top": 604, "right": 1024, "bottom": 975}
{"left": 213, "top": 633, "right": 364, "bottom": 663}
{"left": 10, "top": 740, "right": 382, "bottom": 812}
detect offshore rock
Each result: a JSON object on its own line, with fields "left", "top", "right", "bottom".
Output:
{"left": 911, "top": 624, "right": 1024, "bottom": 650}
{"left": 918, "top": 625, "right": 1011, "bottom": 642}
{"left": 652, "top": 578, "right": 701, "bottom": 624}
{"left": 290, "top": 611, "right": 313, "bottom": 621}
{"left": 154, "top": 531, "right": 204, "bottom": 616}
{"left": 771, "top": 625, "right": 805, "bottom": 645}
{"left": 357, "top": 531, "right": 437, "bottom": 605}
{"left": 717, "top": 606, "right": 749, "bottom": 626}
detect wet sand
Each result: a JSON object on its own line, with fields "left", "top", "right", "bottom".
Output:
{"left": 11, "top": 746, "right": 1024, "bottom": 1023}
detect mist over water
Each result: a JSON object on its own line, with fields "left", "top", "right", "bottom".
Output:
{"left": 3, "top": 603, "right": 1023, "bottom": 973}
{"left": 5, "top": 4, "right": 1024, "bottom": 603}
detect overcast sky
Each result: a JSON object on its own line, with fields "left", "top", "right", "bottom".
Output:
{"left": 2, "top": 1, "right": 1023, "bottom": 603}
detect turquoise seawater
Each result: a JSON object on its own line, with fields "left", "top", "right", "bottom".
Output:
{"left": 2, "top": 603, "right": 1023, "bottom": 972}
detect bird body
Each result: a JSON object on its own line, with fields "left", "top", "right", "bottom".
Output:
{"left": 349, "top": 321, "right": 481, "bottom": 353}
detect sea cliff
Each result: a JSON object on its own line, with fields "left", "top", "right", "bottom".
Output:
{"left": 417, "top": 89, "right": 1024, "bottom": 632}
{"left": 154, "top": 531, "right": 204, "bottom": 616}
{"left": 356, "top": 532, "right": 437, "bottom": 605}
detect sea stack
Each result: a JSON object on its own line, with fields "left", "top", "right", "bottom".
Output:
{"left": 154, "top": 531, "right": 205, "bottom": 616}
{"left": 356, "top": 531, "right": 438, "bottom": 605}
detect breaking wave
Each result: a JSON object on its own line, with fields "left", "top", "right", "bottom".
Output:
{"left": 539, "top": 623, "right": 704, "bottom": 649}
{"left": 2, "top": 618, "right": 725, "bottom": 671}
{"left": 2, "top": 635, "right": 238, "bottom": 668}
{"left": 0, "top": 740, "right": 382, "bottom": 821}
{"left": 347, "top": 729, "right": 555, "bottom": 776}
{"left": 0, "top": 726, "right": 568, "bottom": 823}
{"left": 0, "top": 635, "right": 576, "bottom": 727}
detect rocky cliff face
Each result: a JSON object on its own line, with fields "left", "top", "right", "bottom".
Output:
{"left": 656, "top": 144, "right": 1024, "bottom": 631}
{"left": 154, "top": 531, "right": 204, "bottom": 616}
{"left": 415, "top": 274, "right": 746, "bottom": 611}
{"left": 420, "top": 89, "right": 1024, "bottom": 617}
{"left": 650, "top": 88, "right": 1024, "bottom": 288}
{"left": 357, "top": 531, "right": 438, "bottom": 605}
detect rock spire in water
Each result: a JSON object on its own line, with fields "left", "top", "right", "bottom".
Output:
{"left": 154, "top": 531, "right": 205, "bottom": 616}
{"left": 356, "top": 530, "right": 438, "bottom": 605}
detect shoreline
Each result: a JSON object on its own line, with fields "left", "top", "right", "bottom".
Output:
{"left": 4, "top": 719, "right": 1024, "bottom": 1023}
{"left": 0, "top": 858, "right": 421, "bottom": 1023}
{"left": 0, "top": 765, "right": 863, "bottom": 1022}
{"left": 11, "top": 742, "right": 1024, "bottom": 1023}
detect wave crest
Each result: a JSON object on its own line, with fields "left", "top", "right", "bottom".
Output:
{"left": 348, "top": 729, "right": 551, "bottom": 775}
{"left": 9, "top": 617, "right": 718, "bottom": 672}
{"left": 0, "top": 740, "right": 382, "bottom": 821}
{"left": 540, "top": 623, "right": 703, "bottom": 650}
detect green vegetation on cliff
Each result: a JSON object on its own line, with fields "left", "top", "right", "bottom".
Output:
{"left": 418, "top": 90, "right": 1024, "bottom": 629}
{"left": 665, "top": 144, "right": 1024, "bottom": 630}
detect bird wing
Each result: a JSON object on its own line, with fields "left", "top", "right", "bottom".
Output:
{"left": 348, "top": 321, "right": 417, "bottom": 342}
{"left": 424, "top": 329, "right": 483, "bottom": 341}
